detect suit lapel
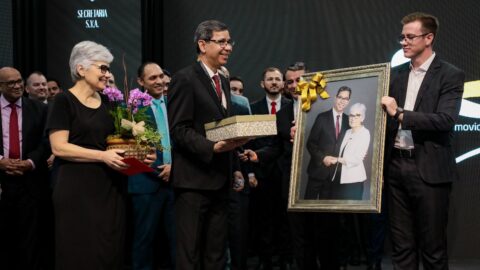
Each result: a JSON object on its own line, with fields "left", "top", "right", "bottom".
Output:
{"left": 413, "top": 57, "right": 441, "bottom": 111}
{"left": 193, "top": 62, "right": 227, "bottom": 117}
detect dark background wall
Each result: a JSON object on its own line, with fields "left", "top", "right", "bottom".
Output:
{"left": 5, "top": 0, "right": 480, "bottom": 260}
{"left": 0, "top": 0, "right": 13, "bottom": 67}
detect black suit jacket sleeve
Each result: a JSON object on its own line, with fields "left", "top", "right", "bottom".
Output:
{"left": 168, "top": 74, "right": 215, "bottom": 164}
{"left": 23, "top": 98, "right": 51, "bottom": 169}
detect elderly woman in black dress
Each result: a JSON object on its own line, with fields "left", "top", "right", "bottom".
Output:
{"left": 46, "top": 40, "right": 154, "bottom": 270}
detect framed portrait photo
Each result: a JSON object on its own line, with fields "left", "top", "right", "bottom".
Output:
{"left": 289, "top": 63, "right": 390, "bottom": 213}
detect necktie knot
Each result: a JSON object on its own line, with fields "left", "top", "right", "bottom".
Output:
{"left": 8, "top": 103, "right": 16, "bottom": 109}
{"left": 271, "top": 101, "right": 277, "bottom": 114}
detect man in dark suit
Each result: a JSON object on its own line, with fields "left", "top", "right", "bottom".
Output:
{"left": 305, "top": 86, "right": 351, "bottom": 200}
{"left": 0, "top": 67, "right": 51, "bottom": 270}
{"left": 167, "top": 20, "right": 246, "bottom": 270}
{"left": 381, "top": 12, "right": 465, "bottom": 270}
{"left": 247, "top": 67, "right": 292, "bottom": 269}
{"left": 242, "top": 64, "right": 304, "bottom": 269}
{"left": 129, "top": 62, "right": 175, "bottom": 270}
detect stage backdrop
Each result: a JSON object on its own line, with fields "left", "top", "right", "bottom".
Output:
{"left": 162, "top": 0, "right": 480, "bottom": 259}
{"left": 36, "top": 0, "right": 480, "bottom": 260}
{"left": 46, "top": 0, "right": 141, "bottom": 90}
{"left": 0, "top": 0, "right": 13, "bottom": 67}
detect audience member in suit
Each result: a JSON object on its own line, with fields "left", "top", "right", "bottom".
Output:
{"left": 230, "top": 76, "right": 252, "bottom": 115}
{"left": 0, "top": 67, "right": 51, "bottom": 270}
{"left": 241, "top": 64, "right": 304, "bottom": 269}
{"left": 381, "top": 12, "right": 465, "bottom": 270}
{"left": 46, "top": 78, "right": 63, "bottom": 102}
{"left": 129, "top": 62, "right": 175, "bottom": 270}
{"left": 226, "top": 77, "right": 254, "bottom": 270}
{"left": 326, "top": 103, "right": 370, "bottom": 200}
{"left": 247, "top": 67, "right": 292, "bottom": 269}
{"left": 25, "top": 71, "right": 49, "bottom": 104}
{"left": 167, "top": 20, "right": 247, "bottom": 270}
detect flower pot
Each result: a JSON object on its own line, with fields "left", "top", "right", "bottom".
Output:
{"left": 106, "top": 137, "right": 151, "bottom": 161}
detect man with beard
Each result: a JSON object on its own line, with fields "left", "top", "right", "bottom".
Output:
{"left": 248, "top": 67, "right": 292, "bottom": 269}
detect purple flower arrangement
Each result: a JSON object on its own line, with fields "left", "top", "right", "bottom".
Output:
{"left": 103, "top": 86, "right": 161, "bottom": 148}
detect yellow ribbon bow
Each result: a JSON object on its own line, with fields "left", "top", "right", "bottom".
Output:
{"left": 121, "top": 119, "right": 146, "bottom": 136}
{"left": 295, "top": 72, "right": 329, "bottom": 111}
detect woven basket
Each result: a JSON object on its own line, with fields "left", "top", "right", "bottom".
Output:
{"left": 106, "top": 138, "right": 150, "bottom": 160}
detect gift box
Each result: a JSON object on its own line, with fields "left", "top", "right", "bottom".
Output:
{"left": 205, "top": 115, "right": 277, "bottom": 142}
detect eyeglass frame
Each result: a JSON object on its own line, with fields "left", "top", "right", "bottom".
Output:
{"left": 91, "top": 63, "right": 111, "bottom": 74}
{"left": 207, "top": 39, "right": 235, "bottom": 48}
{"left": 397, "top": 33, "right": 431, "bottom": 44}
{"left": 0, "top": 79, "right": 24, "bottom": 88}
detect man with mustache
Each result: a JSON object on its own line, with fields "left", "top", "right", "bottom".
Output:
{"left": 248, "top": 67, "right": 292, "bottom": 269}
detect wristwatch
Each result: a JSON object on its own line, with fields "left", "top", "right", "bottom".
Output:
{"left": 394, "top": 107, "right": 404, "bottom": 120}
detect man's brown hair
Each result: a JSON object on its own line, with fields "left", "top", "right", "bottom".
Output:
{"left": 401, "top": 12, "right": 439, "bottom": 42}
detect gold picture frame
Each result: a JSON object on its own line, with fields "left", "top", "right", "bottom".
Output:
{"left": 289, "top": 63, "right": 390, "bottom": 213}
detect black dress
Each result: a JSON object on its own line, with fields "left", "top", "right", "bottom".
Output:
{"left": 46, "top": 90, "right": 126, "bottom": 270}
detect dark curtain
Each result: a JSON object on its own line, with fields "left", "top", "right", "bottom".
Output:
{"left": 141, "top": 0, "right": 164, "bottom": 66}
{"left": 12, "top": 0, "right": 46, "bottom": 76}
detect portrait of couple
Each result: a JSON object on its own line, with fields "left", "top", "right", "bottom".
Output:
{"left": 290, "top": 64, "right": 389, "bottom": 212}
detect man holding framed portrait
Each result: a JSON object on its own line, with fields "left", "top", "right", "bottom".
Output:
{"left": 381, "top": 12, "right": 465, "bottom": 270}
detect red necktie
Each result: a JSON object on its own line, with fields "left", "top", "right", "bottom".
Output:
{"left": 8, "top": 103, "right": 20, "bottom": 159}
{"left": 335, "top": 115, "right": 340, "bottom": 139}
{"left": 212, "top": 75, "right": 222, "bottom": 100}
{"left": 271, "top": 101, "right": 277, "bottom": 114}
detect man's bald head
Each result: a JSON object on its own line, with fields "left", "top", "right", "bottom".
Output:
{"left": 0, "top": 67, "right": 24, "bottom": 103}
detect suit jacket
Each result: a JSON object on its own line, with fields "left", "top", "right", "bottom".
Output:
{"left": 256, "top": 101, "right": 295, "bottom": 198}
{"left": 306, "top": 109, "right": 349, "bottom": 180}
{"left": 248, "top": 96, "right": 292, "bottom": 179}
{"left": 168, "top": 62, "right": 237, "bottom": 190}
{"left": 128, "top": 105, "right": 169, "bottom": 194}
{"left": 0, "top": 96, "right": 50, "bottom": 198}
{"left": 385, "top": 57, "right": 465, "bottom": 184}
{"left": 339, "top": 126, "right": 370, "bottom": 184}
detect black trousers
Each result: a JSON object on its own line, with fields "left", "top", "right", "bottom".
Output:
{"left": 175, "top": 187, "right": 229, "bottom": 270}
{"left": 0, "top": 179, "right": 47, "bottom": 270}
{"left": 387, "top": 156, "right": 451, "bottom": 270}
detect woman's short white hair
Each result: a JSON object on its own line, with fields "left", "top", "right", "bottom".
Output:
{"left": 69, "top": 41, "right": 113, "bottom": 82}
{"left": 349, "top": 103, "right": 367, "bottom": 121}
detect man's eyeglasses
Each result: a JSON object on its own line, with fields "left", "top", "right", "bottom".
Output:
{"left": 0, "top": 79, "right": 24, "bottom": 88}
{"left": 91, "top": 64, "right": 111, "bottom": 74}
{"left": 207, "top": 39, "right": 235, "bottom": 48}
{"left": 349, "top": 113, "right": 362, "bottom": 118}
{"left": 397, "top": 33, "right": 430, "bottom": 43}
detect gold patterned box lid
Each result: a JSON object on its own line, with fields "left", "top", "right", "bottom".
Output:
{"left": 204, "top": 115, "right": 276, "bottom": 130}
